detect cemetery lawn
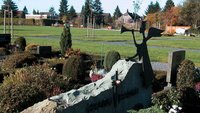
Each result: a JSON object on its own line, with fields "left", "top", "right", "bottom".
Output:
{"left": 1, "top": 25, "right": 200, "bottom": 66}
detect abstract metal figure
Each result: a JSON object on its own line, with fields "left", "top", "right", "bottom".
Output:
{"left": 121, "top": 11, "right": 164, "bottom": 87}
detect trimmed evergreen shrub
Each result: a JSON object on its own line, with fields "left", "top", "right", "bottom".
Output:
{"left": 60, "top": 24, "right": 72, "bottom": 56}
{"left": 176, "top": 59, "right": 196, "bottom": 89}
{"left": 103, "top": 50, "right": 120, "bottom": 71}
{"left": 1, "top": 52, "right": 37, "bottom": 73}
{"left": 0, "top": 64, "right": 67, "bottom": 113}
{"left": 62, "top": 55, "right": 85, "bottom": 82}
{"left": 14, "top": 37, "right": 26, "bottom": 51}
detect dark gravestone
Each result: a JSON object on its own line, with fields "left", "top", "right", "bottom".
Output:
{"left": 0, "top": 34, "right": 11, "bottom": 47}
{"left": 37, "top": 46, "right": 52, "bottom": 58}
{"left": 166, "top": 50, "right": 185, "bottom": 87}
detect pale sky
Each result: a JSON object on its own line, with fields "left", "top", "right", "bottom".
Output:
{"left": 0, "top": 0, "right": 185, "bottom": 15}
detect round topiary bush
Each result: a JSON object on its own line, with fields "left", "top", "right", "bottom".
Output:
{"left": 1, "top": 52, "right": 37, "bottom": 73}
{"left": 62, "top": 55, "right": 85, "bottom": 82}
{"left": 176, "top": 59, "right": 196, "bottom": 89}
{"left": 60, "top": 24, "right": 72, "bottom": 56}
{"left": 103, "top": 50, "right": 120, "bottom": 71}
{"left": 14, "top": 37, "right": 26, "bottom": 51}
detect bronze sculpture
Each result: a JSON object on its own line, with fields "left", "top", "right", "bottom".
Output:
{"left": 121, "top": 11, "right": 164, "bottom": 87}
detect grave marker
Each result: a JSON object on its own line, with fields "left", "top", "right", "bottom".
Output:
{"left": 0, "top": 34, "right": 11, "bottom": 46}
{"left": 166, "top": 50, "right": 185, "bottom": 88}
{"left": 36, "top": 46, "right": 52, "bottom": 58}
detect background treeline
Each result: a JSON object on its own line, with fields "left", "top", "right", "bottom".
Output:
{"left": 0, "top": 18, "right": 62, "bottom": 26}
{"left": 0, "top": 0, "right": 199, "bottom": 29}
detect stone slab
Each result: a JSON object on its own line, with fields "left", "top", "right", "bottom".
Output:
{"left": 0, "top": 34, "right": 11, "bottom": 46}
{"left": 36, "top": 46, "right": 52, "bottom": 58}
{"left": 166, "top": 50, "right": 185, "bottom": 86}
{"left": 22, "top": 60, "right": 152, "bottom": 113}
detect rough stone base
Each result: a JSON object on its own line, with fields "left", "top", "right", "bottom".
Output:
{"left": 22, "top": 60, "right": 152, "bottom": 113}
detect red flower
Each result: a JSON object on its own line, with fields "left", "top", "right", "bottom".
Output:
{"left": 90, "top": 74, "right": 103, "bottom": 82}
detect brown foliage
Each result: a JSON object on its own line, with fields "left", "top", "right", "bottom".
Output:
{"left": 25, "top": 44, "right": 39, "bottom": 54}
{"left": 163, "top": 7, "right": 181, "bottom": 26}
{"left": 1, "top": 52, "right": 37, "bottom": 73}
{"left": 0, "top": 64, "right": 67, "bottom": 113}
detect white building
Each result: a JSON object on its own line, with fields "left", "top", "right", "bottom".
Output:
{"left": 25, "top": 14, "right": 48, "bottom": 19}
{"left": 25, "top": 12, "right": 58, "bottom": 20}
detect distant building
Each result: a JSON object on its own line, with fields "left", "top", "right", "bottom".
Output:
{"left": 39, "top": 12, "right": 58, "bottom": 19}
{"left": 26, "top": 14, "right": 48, "bottom": 19}
{"left": 165, "top": 26, "right": 191, "bottom": 35}
{"left": 25, "top": 12, "right": 58, "bottom": 20}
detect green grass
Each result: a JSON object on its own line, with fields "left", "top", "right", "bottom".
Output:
{"left": 1, "top": 25, "right": 200, "bottom": 66}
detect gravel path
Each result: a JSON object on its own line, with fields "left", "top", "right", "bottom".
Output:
{"left": 151, "top": 62, "right": 168, "bottom": 71}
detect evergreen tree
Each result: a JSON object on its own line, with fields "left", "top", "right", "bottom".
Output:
{"left": 59, "top": 0, "right": 69, "bottom": 18}
{"left": 49, "top": 7, "right": 56, "bottom": 15}
{"left": 180, "top": 0, "right": 200, "bottom": 27}
{"left": 155, "top": 1, "right": 161, "bottom": 12}
{"left": 49, "top": 7, "right": 56, "bottom": 19}
{"left": 69, "top": 6, "right": 77, "bottom": 20}
{"left": 23, "top": 6, "right": 28, "bottom": 14}
{"left": 84, "top": 0, "right": 92, "bottom": 18}
{"left": 145, "top": 1, "right": 161, "bottom": 15}
{"left": 83, "top": 0, "right": 92, "bottom": 27}
{"left": 113, "top": 5, "right": 122, "bottom": 20}
{"left": 36, "top": 10, "right": 39, "bottom": 14}
{"left": 133, "top": 0, "right": 141, "bottom": 13}
{"left": 93, "top": 0, "right": 103, "bottom": 26}
{"left": 33, "top": 9, "right": 36, "bottom": 14}
{"left": 1, "top": 0, "right": 18, "bottom": 17}
{"left": 60, "top": 24, "right": 72, "bottom": 56}
{"left": 80, "top": 5, "right": 85, "bottom": 26}
{"left": 104, "top": 13, "right": 113, "bottom": 25}
{"left": 163, "top": 0, "right": 175, "bottom": 12}
{"left": 21, "top": 6, "right": 28, "bottom": 18}
{"left": 81, "top": 5, "right": 85, "bottom": 15}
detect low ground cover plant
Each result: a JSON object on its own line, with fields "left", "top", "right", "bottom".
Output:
{"left": 1, "top": 52, "right": 37, "bottom": 73}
